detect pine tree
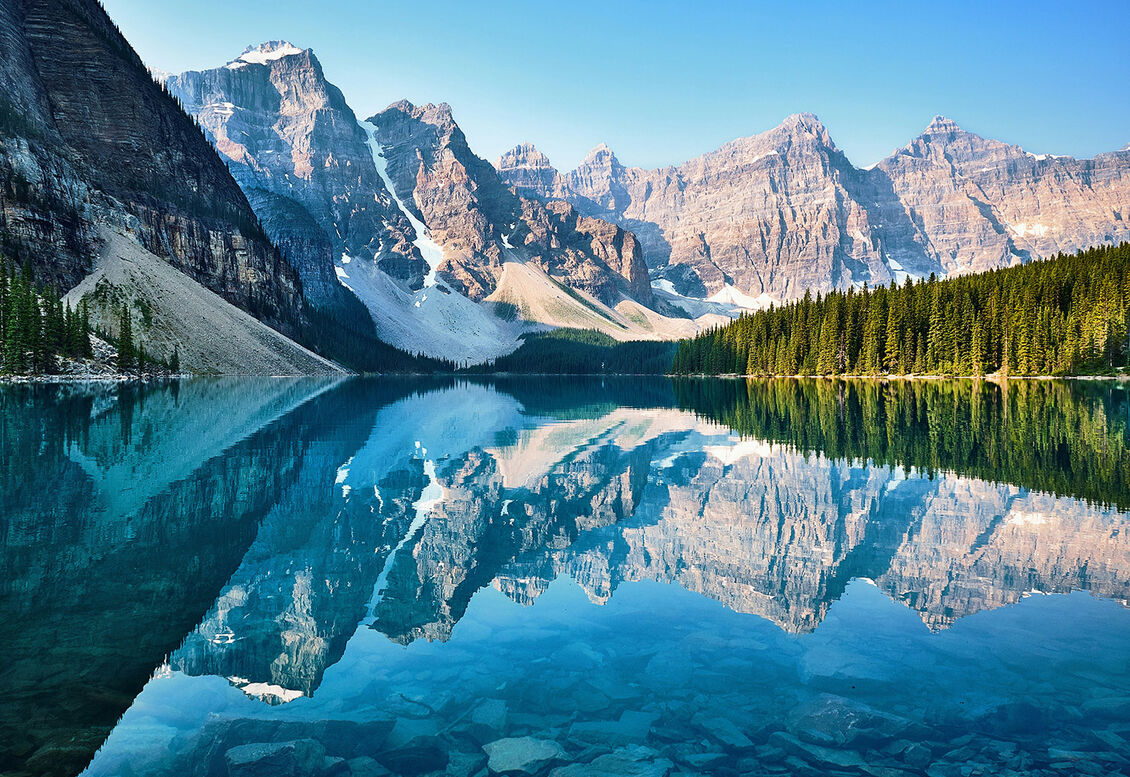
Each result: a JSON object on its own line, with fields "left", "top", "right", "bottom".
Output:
{"left": 118, "top": 303, "right": 135, "bottom": 372}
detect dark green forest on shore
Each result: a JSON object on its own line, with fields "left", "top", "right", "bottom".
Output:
{"left": 671, "top": 243, "right": 1130, "bottom": 377}
{"left": 0, "top": 262, "right": 93, "bottom": 375}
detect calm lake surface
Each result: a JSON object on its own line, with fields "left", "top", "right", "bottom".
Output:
{"left": 3, "top": 377, "right": 1130, "bottom": 777}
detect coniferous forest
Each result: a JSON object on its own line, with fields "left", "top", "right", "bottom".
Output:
{"left": 671, "top": 243, "right": 1130, "bottom": 377}
{"left": 0, "top": 262, "right": 93, "bottom": 375}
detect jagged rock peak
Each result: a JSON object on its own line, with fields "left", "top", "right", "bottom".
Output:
{"left": 583, "top": 142, "right": 618, "bottom": 163}
{"left": 377, "top": 100, "right": 459, "bottom": 132}
{"left": 227, "top": 40, "right": 307, "bottom": 67}
{"left": 781, "top": 111, "right": 823, "bottom": 129}
{"left": 498, "top": 143, "right": 555, "bottom": 169}
{"left": 922, "top": 114, "right": 965, "bottom": 136}
{"left": 384, "top": 99, "right": 451, "bottom": 116}
{"left": 773, "top": 112, "right": 835, "bottom": 146}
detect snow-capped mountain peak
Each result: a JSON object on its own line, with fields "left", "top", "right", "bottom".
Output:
{"left": 228, "top": 41, "right": 306, "bottom": 69}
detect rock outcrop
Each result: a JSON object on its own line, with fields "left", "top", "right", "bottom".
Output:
{"left": 497, "top": 114, "right": 1130, "bottom": 303}
{"left": 167, "top": 46, "right": 690, "bottom": 362}
{"left": 875, "top": 115, "right": 1130, "bottom": 275}
{"left": 368, "top": 99, "right": 653, "bottom": 306}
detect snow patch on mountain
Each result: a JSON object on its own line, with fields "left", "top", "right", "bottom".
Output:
{"left": 1009, "top": 222, "right": 1051, "bottom": 239}
{"left": 650, "top": 279, "right": 741, "bottom": 322}
{"left": 334, "top": 251, "right": 523, "bottom": 363}
{"left": 707, "top": 284, "right": 776, "bottom": 310}
{"left": 234, "top": 41, "right": 305, "bottom": 66}
{"left": 360, "top": 120, "right": 444, "bottom": 288}
{"left": 887, "top": 256, "right": 912, "bottom": 284}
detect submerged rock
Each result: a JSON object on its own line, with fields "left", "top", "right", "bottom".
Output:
{"left": 224, "top": 739, "right": 326, "bottom": 777}
{"left": 549, "top": 745, "right": 674, "bottom": 777}
{"left": 483, "top": 736, "right": 566, "bottom": 774}
{"left": 691, "top": 713, "right": 754, "bottom": 750}
{"left": 472, "top": 699, "right": 510, "bottom": 731}
{"left": 375, "top": 737, "right": 449, "bottom": 776}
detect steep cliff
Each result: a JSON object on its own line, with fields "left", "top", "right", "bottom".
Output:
{"left": 166, "top": 43, "right": 427, "bottom": 306}
{"left": 368, "top": 100, "right": 653, "bottom": 306}
{"left": 165, "top": 43, "right": 711, "bottom": 362}
{"left": 0, "top": 0, "right": 308, "bottom": 345}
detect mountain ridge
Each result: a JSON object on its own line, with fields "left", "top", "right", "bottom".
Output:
{"left": 498, "top": 113, "right": 1130, "bottom": 304}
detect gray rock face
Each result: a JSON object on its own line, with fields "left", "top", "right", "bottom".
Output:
{"left": 496, "top": 143, "right": 571, "bottom": 201}
{"left": 166, "top": 45, "right": 663, "bottom": 360}
{"left": 166, "top": 42, "right": 425, "bottom": 312}
{"left": 497, "top": 114, "right": 1130, "bottom": 302}
{"left": 876, "top": 115, "right": 1130, "bottom": 276}
{"left": 0, "top": 2, "right": 305, "bottom": 336}
{"left": 369, "top": 100, "right": 653, "bottom": 305}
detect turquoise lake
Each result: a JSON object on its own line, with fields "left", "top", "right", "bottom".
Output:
{"left": 3, "top": 377, "right": 1130, "bottom": 777}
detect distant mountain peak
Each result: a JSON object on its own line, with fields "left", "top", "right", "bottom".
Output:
{"left": 511, "top": 141, "right": 545, "bottom": 155}
{"left": 228, "top": 41, "right": 306, "bottom": 69}
{"left": 381, "top": 99, "right": 455, "bottom": 124}
{"left": 582, "top": 143, "right": 618, "bottom": 164}
{"left": 782, "top": 111, "right": 822, "bottom": 127}
{"left": 923, "top": 115, "right": 964, "bottom": 135}
{"left": 769, "top": 112, "right": 836, "bottom": 150}
{"left": 498, "top": 143, "right": 555, "bottom": 168}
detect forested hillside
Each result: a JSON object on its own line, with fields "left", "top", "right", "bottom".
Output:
{"left": 671, "top": 243, "right": 1130, "bottom": 376}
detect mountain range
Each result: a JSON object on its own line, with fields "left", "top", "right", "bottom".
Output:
{"left": 2, "top": 4, "right": 1128, "bottom": 371}
{"left": 497, "top": 115, "right": 1130, "bottom": 306}
{"left": 164, "top": 42, "right": 708, "bottom": 363}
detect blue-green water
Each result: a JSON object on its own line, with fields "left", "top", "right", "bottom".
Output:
{"left": 3, "top": 378, "right": 1130, "bottom": 777}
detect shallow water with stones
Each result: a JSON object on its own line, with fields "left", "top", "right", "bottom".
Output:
{"left": 4, "top": 377, "right": 1130, "bottom": 777}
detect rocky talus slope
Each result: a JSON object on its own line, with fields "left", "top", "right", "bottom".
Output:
{"left": 498, "top": 114, "right": 1130, "bottom": 304}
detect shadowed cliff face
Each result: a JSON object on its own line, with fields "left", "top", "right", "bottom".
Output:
{"left": 166, "top": 44, "right": 426, "bottom": 306}
{"left": 0, "top": 0, "right": 306, "bottom": 336}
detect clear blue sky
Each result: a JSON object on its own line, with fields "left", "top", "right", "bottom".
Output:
{"left": 103, "top": 0, "right": 1130, "bottom": 171}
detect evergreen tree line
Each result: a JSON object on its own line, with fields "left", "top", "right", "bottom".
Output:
{"left": 672, "top": 243, "right": 1130, "bottom": 377}
{"left": 0, "top": 262, "right": 93, "bottom": 375}
{"left": 673, "top": 377, "right": 1130, "bottom": 510}
{"left": 464, "top": 329, "right": 677, "bottom": 375}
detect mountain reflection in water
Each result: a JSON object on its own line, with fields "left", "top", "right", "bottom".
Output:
{"left": 2, "top": 377, "right": 1129, "bottom": 777}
